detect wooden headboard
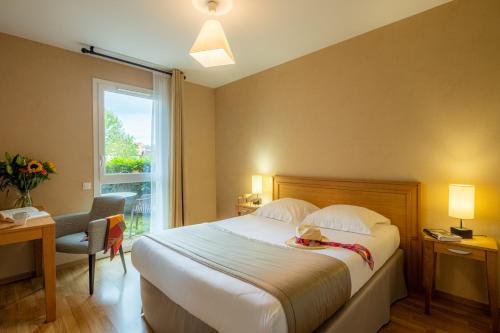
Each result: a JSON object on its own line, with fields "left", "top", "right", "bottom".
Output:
{"left": 273, "top": 175, "right": 421, "bottom": 291}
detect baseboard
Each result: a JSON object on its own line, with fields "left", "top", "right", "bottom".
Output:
{"left": 0, "top": 250, "right": 131, "bottom": 286}
{"left": 56, "top": 257, "right": 88, "bottom": 270}
{"left": 0, "top": 271, "right": 35, "bottom": 285}
{"left": 433, "top": 290, "right": 492, "bottom": 312}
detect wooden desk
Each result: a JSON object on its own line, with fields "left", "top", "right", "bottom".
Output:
{"left": 423, "top": 233, "right": 498, "bottom": 333}
{"left": 0, "top": 217, "right": 56, "bottom": 322}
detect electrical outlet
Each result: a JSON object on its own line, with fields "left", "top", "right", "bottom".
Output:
{"left": 82, "top": 182, "right": 92, "bottom": 191}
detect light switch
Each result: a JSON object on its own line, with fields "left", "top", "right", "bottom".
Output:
{"left": 82, "top": 182, "right": 92, "bottom": 191}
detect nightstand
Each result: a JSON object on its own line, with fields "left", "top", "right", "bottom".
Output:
{"left": 423, "top": 233, "right": 498, "bottom": 333}
{"left": 235, "top": 202, "right": 261, "bottom": 216}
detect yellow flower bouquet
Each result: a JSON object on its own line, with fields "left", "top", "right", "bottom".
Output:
{"left": 0, "top": 153, "right": 57, "bottom": 207}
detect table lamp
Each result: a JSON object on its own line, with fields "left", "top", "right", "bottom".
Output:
{"left": 448, "top": 184, "right": 474, "bottom": 239}
{"left": 252, "top": 175, "right": 263, "bottom": 205}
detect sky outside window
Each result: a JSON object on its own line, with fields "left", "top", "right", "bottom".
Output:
{"left": 104, "top": 91, "right": 153, "bottom": 146}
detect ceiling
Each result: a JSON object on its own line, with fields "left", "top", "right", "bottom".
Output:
{"left": 0, "top": 0, "right": 450, "bottom": 88}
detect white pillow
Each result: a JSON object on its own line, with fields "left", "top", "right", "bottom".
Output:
{"left": 301, "top": 204, "right": 390, "bottom": 235}
{"left": 253, "top": 198, "right": 319, "bottom": 225}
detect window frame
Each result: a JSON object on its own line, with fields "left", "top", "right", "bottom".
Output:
{"left": 92, "top": 78, "right": 154, "bottom": 196}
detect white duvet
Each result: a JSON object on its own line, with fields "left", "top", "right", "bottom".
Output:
{"left": 132, "top": 214, "right": 400, "bottom": 333}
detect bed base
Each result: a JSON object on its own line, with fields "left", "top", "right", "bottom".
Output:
{"left": 140, "top": 249, "right": 406, "bottom": 333}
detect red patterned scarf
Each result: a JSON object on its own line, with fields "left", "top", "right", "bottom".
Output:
{"left": 295, "top": 237, "right": 374, "bottom": 270}
{"left": 104, "top": 214, "right": 126, "bottom": 260}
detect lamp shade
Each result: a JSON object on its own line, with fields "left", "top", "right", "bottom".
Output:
{"left": 252, "top": 175, "right": 263, "bottom": 194}
{"left": 189, "top": 19, "right": 235, "bottom": 67}
{"left": 448, "top": 184, "right": 475, "bottom": 219}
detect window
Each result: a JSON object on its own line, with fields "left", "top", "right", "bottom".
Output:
{"left": 93, "top": 79, "right": 154, "bottom": 237}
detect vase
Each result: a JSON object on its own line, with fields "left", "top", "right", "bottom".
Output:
{"left": 14, "top": 190, "right": 32, "bottom": 208}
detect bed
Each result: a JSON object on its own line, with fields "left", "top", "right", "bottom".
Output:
{"left": 132, "top": 176, "right": 420, "bottom": 333}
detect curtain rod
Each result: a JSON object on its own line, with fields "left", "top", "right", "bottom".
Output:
{"left": 81, "top": 46, "right": 175, "bottom": 76}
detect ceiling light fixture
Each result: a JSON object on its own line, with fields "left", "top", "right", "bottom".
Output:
{"left": 190, "top": 0, "right": 235, "bottom": 68}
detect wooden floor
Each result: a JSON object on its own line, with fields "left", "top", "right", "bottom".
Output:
{"left": 381, "top": 294, "right": 492, "bottom": 333}
{"left": 0, "top": 254, "right": 151, "bottom": 333}
{"left": 0, "top": 253, "right": 493, "bottom": 333}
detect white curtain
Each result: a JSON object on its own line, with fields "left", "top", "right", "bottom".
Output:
{"left": 150, "top": 72, "right": 171, "bottom": 233}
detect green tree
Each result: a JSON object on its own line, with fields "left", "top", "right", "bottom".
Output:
{"left": 105, "top": 111, "right": 139, "bottom": 159}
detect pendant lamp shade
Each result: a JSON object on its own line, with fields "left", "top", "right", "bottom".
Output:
{"left": 190, "top": 19, "right": 235, "bottom": 67}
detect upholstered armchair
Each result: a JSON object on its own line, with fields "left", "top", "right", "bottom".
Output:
{"left": 54, "top": 196, "right": 127, "bottom": 295}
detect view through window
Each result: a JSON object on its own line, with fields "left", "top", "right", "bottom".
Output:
{"left": 95, "top": 81, "right": 154, "bottom": 238}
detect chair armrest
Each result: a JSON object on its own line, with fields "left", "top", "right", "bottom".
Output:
{"left": 53, "top": 212, "right": 89, "bottom": 238}
{"left": 88, "top": 218, "right": 108, "bottom": 254}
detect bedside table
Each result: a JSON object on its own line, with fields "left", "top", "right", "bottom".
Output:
{"left": 235, "top": 202, "right": 261, "bottom": 216}
{"left": 423, "top": 233, "right": 498, "bottom": 333}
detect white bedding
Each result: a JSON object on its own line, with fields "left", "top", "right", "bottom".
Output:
{"left": 132, "top": 214, "right": 400, "bottom": 333}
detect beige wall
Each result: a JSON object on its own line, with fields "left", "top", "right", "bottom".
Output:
{"left": 183, "top": 82, "right": 217, "bottom": 225}
{"left": 0, "top": 33, "right": 216, "bottom": 279}
{"left": 215, "top": 0, "right": 500, "bottom": 304}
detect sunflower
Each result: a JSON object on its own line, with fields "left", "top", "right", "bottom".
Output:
{"left": 27, "top": 160, "right": 43, "bottom": 173}
{"left": 45, "top": 160, "right": 57, "bottom": 173}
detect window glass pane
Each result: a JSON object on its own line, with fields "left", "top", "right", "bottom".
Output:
{"left": 101, "top": 182, "right": 151, "bottom": 236}
{"left": 103, "top": 91, "right": 153, "bottom": 174}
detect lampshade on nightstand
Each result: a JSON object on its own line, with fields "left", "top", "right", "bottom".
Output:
{"left": 252, "top": 175, "right": 263, "bottom": 194}
{"left": 251, "top": 175, "right": 263, "bottom": 205}
{"left": 449, "top": 184, "right": 475, "bottom": 239}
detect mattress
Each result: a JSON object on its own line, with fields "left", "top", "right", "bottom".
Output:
{"left": 131, "top": 214, "right": 400, "bottom": 333}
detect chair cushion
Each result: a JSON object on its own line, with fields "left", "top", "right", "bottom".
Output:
{"left": 56, "top": 232, "right": 89, "bottom": 254}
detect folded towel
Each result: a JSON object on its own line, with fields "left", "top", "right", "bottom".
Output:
{"left": 104, "top": 214, "right": 126, "bottom": 260}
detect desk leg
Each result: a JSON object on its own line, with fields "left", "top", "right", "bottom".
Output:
{"left": 34, "top": 239, "right": 43, "bottom": 277}
{"left": 423, "top": 240, "right": 435, "bottom": 314}
{"left": 42, "top": 225, "right": 56, "bottom": 322}
{"left": 487, "top": 251, "right": 498, "bottom": 333}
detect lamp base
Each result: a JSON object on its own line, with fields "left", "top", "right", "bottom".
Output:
{"left": 450, "top": 227, "right": 473, "bottom": 239}
{"left": 252, "top": 197, "right": 262, "bottom": 205}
